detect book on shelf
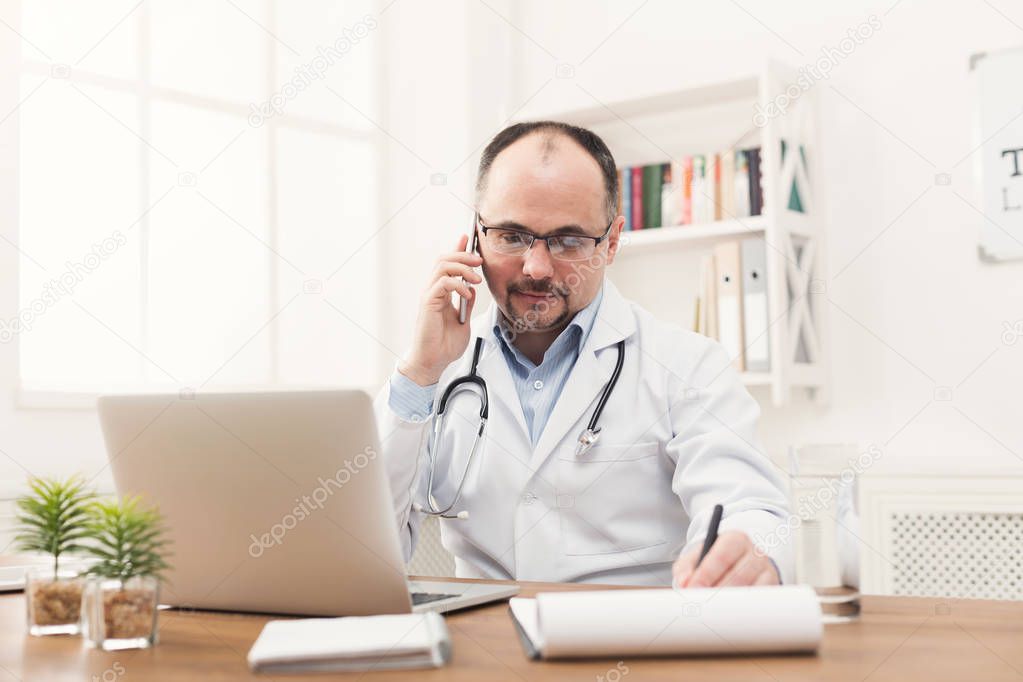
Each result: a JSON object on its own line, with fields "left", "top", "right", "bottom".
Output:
{"left": 735, "top": 151, "right": 751, "bottom": 218}
{"left": 747, "top": 148, "right": 763, "bottom": 217}
{"left": 681, "top": 157, "right": 693, "bottom": 226}
{"left": 631, "top": 166, "right": 643, "bottom": 229}
{"left": 642, "top": 164, "right": 662, "bottom": 229}
{"left": 620, "top": 167, "right": 631, "bottom": 231}
{"left": 617, "top": 146, "right": 763, "bottom": 231}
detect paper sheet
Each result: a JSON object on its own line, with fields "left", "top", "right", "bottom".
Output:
{"left": 510, "top": 585, "right": 821, "bottom": 659}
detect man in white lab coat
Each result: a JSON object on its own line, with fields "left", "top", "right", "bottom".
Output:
{"left": 374, "top": 121, "right": 793, "bottom": 587}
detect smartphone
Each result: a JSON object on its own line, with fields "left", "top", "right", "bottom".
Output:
{"left": 458, "top": 221, "right": 479, "bottom": 324}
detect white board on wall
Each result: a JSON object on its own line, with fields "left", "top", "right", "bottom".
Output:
{"left": 972, "top": 46, "right": 1023, "bottom": 263}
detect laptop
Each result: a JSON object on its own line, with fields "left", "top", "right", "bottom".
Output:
{"left": 96, "top": 389, "right": 518, "bottom": 616}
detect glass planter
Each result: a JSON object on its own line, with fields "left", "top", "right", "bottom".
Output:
{"left": 83, "top": 576, "right": 160, "bottom": 650}
{"left": 25, "top": 566, "right": 84, "bottom": 636}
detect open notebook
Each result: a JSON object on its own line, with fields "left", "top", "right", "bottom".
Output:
{"left": 508, "top": 585, "right": 822, "bottom": 660}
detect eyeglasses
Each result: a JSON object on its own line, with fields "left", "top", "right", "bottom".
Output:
{"left": 475, "top": 213, "right": 613, "bottom": 262}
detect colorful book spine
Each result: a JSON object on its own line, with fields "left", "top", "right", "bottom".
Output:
{"left": 721, "top": 150, "right": 736, "bottom": 220}
{"left": 631, "top": 166, "right": 643, "bottom": 229}
{"left": 620, "top": 166, "right": 632, "bottom": 230}
{"left": 691, "top": 155, "right": 706, "bottom": 224}
{"left": 748, "top": 148, "right": 763, "bottom": 216}
{"left": 616, "top": 147, "right": 761, "bottom": 228}
{"left": 735, "top": 151, "right": 750, "bottom": 218}
{"left": 681, "top": 156, "right": 693, "bottom": 225}
{"left": 664, "top": 161, "right": 682, "bottom": 227}
{"left": 642, "top": 164, "right": 662, "bottom": 228}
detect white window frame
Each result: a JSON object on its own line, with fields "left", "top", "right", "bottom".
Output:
{"left": 9, "top": 0, "right": 387, "bottom": 409}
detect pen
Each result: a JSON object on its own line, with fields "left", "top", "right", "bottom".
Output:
{"left": 695, "top": 504, "right": 723, "bottom": 568}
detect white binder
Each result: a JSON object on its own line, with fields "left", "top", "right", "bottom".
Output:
{"left": 741, "top": 237, "right": 771, "bottom": 372}
{"left": 714, "top": 241, "right": 745, "bottom": 371}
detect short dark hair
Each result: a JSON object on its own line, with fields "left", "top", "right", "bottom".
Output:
{"left": 475, "top": 121, "right": 619, "bottom": 222}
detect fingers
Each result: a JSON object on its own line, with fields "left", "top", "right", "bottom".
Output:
{"left": 426, "top": 275, "right": 474, "bottom": 303}
{"left": 685, "top": 532, "right": 746, "bottom": 588}
{"left": 421, "top": 234, "right": 484, "bottom": 311}
{"left": 687, "top": 531, "right": 744, "bottom": 588}
{"left": 674, "top": 531, "right": 780, "bottom": 588}
{"left": 432, "top": 261, "right": 482, "bottom": 285}
{"left": 463, "top": 284, "right": 477, "bottom": 318}
{"left": 672, "top": 548, "right": 698, "bottom": 589}
{"left": 439, "top": 235, "right": 483, "bottom": 270}
{"left": 718, "top": 550, "right": 765, "bottom": 587}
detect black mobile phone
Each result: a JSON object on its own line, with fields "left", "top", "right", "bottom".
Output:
{"left": 458, "top": 220, "right": 480, "bottom": 324}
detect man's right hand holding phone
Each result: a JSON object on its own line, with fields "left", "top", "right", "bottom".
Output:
{"left": 397, "top": 234, "right": 483, "bottom": 387}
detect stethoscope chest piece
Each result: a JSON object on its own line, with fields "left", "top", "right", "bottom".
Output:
{"left": 576, "top": 427, "right": 601, "bottom": 456}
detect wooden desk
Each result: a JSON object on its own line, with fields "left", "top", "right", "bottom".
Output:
{"left": 2, "top": 576, "right": 1022, "bottom": 681}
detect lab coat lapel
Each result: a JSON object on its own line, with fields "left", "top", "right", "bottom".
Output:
{"left": 529, "top": 279, "right": 637, "bottom": 469}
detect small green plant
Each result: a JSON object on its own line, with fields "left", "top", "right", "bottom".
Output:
{"left": 84, "top": 496, "right": 170, "bottom": 582}
{"left": 15, "top": 476, "right": 95, "bottom": 580}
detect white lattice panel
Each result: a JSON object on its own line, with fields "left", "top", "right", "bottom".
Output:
{"left": 407, "top": 515, "right": 455, "bottom": 578}
{"left": 889, "top": 511, "right": 1023, "bottom": 601}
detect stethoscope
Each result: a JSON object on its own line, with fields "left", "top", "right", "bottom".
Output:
{"left": 413, "top": 335, "right": 626, "bottom": 520}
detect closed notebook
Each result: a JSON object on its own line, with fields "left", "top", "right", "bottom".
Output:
{"left": 247, "top": 612, "right": 451, "bottom": 673}
{"left": 509, "top": 586, "right": 821, "bottom": 660}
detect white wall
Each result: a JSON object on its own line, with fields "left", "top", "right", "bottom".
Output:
{"left": 2, "top": 1, "right": 1021, "bottom": 500}
{"left": 378, "top": 0, "right": 1023, "bottom": 469}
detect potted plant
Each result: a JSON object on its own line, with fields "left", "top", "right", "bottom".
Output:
{"left": 81, "top": 495, "right": 170, "bottom": 650}
{"left": 15, "top": 475, "right": 95, "bottom": 636}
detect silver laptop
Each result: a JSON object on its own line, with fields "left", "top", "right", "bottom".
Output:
{"left": 96, "top": 389, "right": 518, "bottom": 616}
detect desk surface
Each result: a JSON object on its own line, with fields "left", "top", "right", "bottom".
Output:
{"left": 2, "top": 575, "right": 1023, "bottom": 681}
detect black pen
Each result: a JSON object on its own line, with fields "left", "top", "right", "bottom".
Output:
{"left": 695, "top": 504, "right": 724, "bottom": 568}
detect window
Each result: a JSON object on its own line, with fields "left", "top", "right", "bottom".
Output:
{"left": 12, "top": 0, "right": 382, "bottom": 396}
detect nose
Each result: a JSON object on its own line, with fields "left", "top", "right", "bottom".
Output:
{"left": 521, "top": 239, "right": 555, "bottom": 280}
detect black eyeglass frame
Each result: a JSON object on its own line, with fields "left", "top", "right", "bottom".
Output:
{"left": 474, "top": 212, "right": 614, "bottom": 261}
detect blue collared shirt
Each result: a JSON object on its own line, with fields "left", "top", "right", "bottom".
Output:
{"left": 388, "top": 285, "right": 605, "bottom": 445}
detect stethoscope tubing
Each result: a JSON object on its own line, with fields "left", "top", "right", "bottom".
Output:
{"left": 417, "top": 336, "right": 625, "bottom": 519}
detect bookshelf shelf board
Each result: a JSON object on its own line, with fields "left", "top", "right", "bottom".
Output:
{"left": 618, "top": 216, "right": 768, "bottom": 251}
{"left": 530, "top": 77, "right": 761, "bottom": 127}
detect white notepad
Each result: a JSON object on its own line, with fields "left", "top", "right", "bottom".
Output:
{"left": 509, "top": 586, "right": 821, "bottom": 659}
{"left": 247, "top": 612, "right": 451, "bottom": 673}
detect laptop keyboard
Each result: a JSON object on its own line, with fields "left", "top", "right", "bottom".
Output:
{"left": 411, "top": 591, "right": 459, "bottom": 606}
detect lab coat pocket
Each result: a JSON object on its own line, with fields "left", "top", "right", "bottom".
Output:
{"left": 556, "top": 441, "right": 670, "bottom": 556}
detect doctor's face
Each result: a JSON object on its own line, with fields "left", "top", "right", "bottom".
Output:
{"left": 476, "top": 134, "right": 621, "bottom": 335}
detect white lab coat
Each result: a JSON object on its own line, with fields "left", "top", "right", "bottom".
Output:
{"left": 374, "top": 279, "right": 794, "bottom": 586}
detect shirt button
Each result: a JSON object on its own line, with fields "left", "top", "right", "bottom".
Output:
{"left": 532, "top": 380, "right": 543, "bottom": 390}
{"left": 521, "top": 492, "right": 537, "bottom": 505}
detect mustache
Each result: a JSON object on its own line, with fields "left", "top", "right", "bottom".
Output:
{"left": 508, "top": 280, "right": 569, "bottom": 297}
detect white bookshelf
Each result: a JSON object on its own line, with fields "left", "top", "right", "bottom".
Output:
{"left": 513, "top": 62, "right": 828, "bottom": 406}
{"left": 620, "top": 216, "right": 768, "bottom": 249}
